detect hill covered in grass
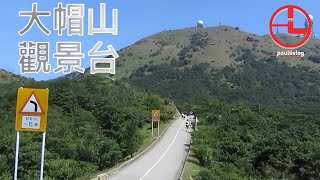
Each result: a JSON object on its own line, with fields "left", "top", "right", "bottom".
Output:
{"left": 0, "top": 69, "right": 31, "bottom": 83}
{"left": 88, "top": 25, "right": 320, "bottom": 113}
{"left": 3, "top": 25, "right": 320, "bottom": 179}
{"left": 110, "top": 25, "right": 320, "bottom": 80}
{"left": 127, "top": 49, "right": 320, "bottom": 115}
{"left": 108, "top": 25, "right": 320, "bottom": 179}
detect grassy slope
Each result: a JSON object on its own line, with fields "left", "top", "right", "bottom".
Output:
{"left": 182, "top": 150, "right": 201, "bottom": 180}
{"left": 112, "top": 26, "right": 320, "bottom": 80}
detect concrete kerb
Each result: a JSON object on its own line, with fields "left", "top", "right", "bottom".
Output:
{"left": 176, "top": 138, "right": 192, "bottom": 180}
{"left": 91, "top": 110, "right": 181, "bottom": 180}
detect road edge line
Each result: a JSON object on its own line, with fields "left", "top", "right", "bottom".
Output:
{"left": 91, "top": 109, "right": 180, "bottom": 180}
{"left": 137, "top": 118, "right": 185, "bottom": 180}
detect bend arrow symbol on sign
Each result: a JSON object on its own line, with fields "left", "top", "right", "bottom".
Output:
{"left": 29, "top": 100, "right": 38, "bottom": 112}
{"left": 20, "top": 93, "right": 43, "bottom": 114}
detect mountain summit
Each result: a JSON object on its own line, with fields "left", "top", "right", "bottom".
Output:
{"left": 113, "top": 25, "right": 320, "bottom": 79}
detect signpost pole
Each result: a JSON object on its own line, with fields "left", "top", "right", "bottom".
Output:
{"left": 151, "top": 110, "right": 160, "bottom": 137}
{"left": 158, "top": 121, "right": 160, "bottom": 136}
{"left": 40, "top": 132, "right": 46, "bottom": 180}
{"left": 15, "top": 88, "right": 49, "bottom": 179}
{"left": 151, "top": 121, "right": 154, "bottom": 137}
{"left": 195, "top": 117, "right": 198, "bottom": 130}
{"left": 14, "top": 131, "right": 20, "bottom": 180}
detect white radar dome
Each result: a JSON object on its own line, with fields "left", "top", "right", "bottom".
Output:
{"left": 309, "top": 14, "right": 313, "bottom": 20}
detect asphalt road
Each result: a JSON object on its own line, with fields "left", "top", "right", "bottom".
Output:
{"left": 108, "top": 116, "right": 191, "bottom": 180}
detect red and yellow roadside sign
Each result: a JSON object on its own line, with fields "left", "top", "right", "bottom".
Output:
{"left": 15, "top": 88, "right": 49, "bottom": 132}
{"left": 151, "top": 110, "right": 160, "bottom": 121}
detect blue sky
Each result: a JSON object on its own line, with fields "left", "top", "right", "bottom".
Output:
{"left": 0, "top": 0, "right": 319, "bottom": 80}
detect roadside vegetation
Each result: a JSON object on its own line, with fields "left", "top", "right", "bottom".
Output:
{"left": 191, "top": 99, "right": 320, "bottom": 179}
{"left": 128, "top": 50, "right": 320, "bottom": 179}
{"left": 0, "top": 75, "right": 175, "bottom": 180}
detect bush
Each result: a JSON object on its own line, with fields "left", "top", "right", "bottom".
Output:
{"left": 307, "top": 55, "right": 320, "bottom": 63}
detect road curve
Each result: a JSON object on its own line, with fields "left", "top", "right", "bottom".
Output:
{"left": 108, "top": 116, "right": 191, "bottom": 180}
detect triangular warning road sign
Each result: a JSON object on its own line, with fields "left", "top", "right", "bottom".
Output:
{"left": 19, "top": 92, "right": 44, "bottom": 114}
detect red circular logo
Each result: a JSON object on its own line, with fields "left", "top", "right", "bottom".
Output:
{"left": 269, "top": 5, "right": 312, "bottom": 49}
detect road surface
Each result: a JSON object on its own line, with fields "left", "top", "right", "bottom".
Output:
{"left": 108, "top": 116, "right": 191, "bottom": 180}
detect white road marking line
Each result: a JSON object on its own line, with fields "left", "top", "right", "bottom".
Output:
{"left": 138, "top": 119, "right": 185, "bottom": 180}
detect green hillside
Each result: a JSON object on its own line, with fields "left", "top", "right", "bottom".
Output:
{"left": 126, "top": 51, "right": 320, "bottom": 179}
{"left": 111, "top": 26, "right": 320, "bottom": 80}
{"left": 0, "top": 75, "right": 175, "bottom": 179}
{"left": 0, "top": 69, "right": 30, "bottom": 83}
{"left": 127, "top": 50, "right": 320, "bottom": 114}
{"left": 2, "top": 25, "right": 320, "bottom": 180}
{"left": 113, "top": 26, "right": 320, "bottom": 179}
